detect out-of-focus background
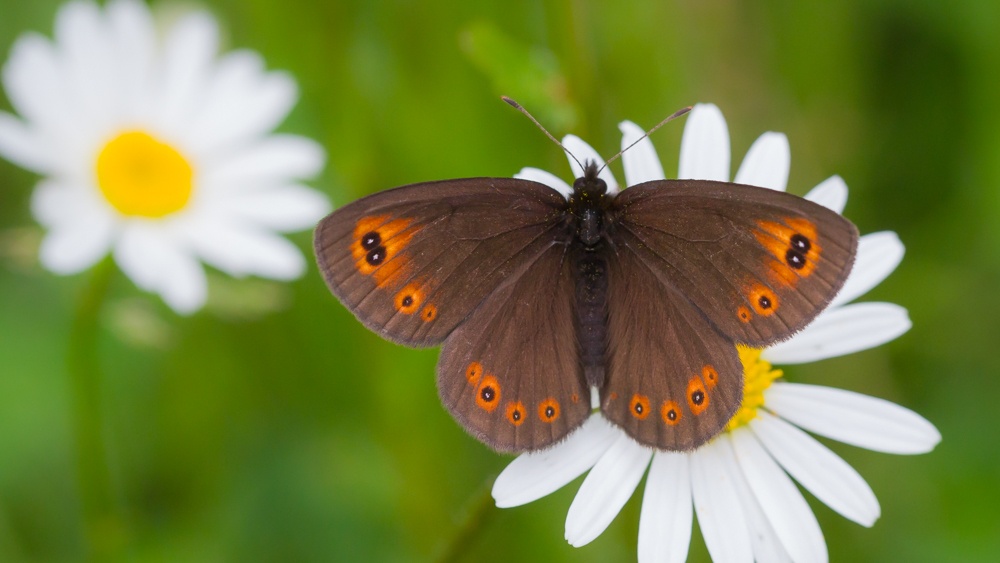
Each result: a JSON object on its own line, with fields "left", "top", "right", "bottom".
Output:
{"left": 0, "top": 0, "right": 998, "bottom": 561}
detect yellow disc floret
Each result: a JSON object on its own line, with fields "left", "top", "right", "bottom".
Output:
{"left": 725, "top": 346, "right": 783, "bottom": 432}
{"left": 97, "top": 131, "right": 193, "bottom": 217}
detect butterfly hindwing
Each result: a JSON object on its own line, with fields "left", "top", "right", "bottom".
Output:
{"left": 600, "top": 245, "right": 743, "bottom": 451}
{"left": 612, "top": 179, "right": 859, "bottom": 347}
{"left": 314, "top": 178, "right": 568, "bottom": 347}
{"left": 437, "top": 242, "right": 590, "bottom": 452}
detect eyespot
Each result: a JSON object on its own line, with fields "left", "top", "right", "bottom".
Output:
{"left": 539, "top": 398, "right": 560, "bottom": 422}
{"left": 790, "top": 233, "right": 811, "bottom": 253}
{"left": 686, "top": 377, "right": 709, "bottom": 415}
{"left": 476, "top": 375, "right": 500, "bottom": 412}
{"left": 351, "top": 215, "right": 421, "bottom": 282}
{"left": 748, "top": 284, "right": 779, "bottom": 317}
{"left": 702, "top": 365, "right": 718, "bottom": 390}
{"left": 360, "top": 231, "right": 381, "bottom": 251}
{"left": 506, "top": 402, "right": 525, "bottom": 426}
{"left": 465, "top": 362, "right": 483, "bottom": 384}
{"left": 571, "top": 393, "right": 579, "bottom": 403}
{"left": 421, "top": 304, "right": 437, "bottom": 322}
{"left": 366, "top": 246, "right": 386, "bottom": 266}
{"left": 785, "top": 248, "right": 806, "bottom": 270}
{"left": 630, "top": 394, "right": 650, "bottom": 419}
{"left": 738, "top": 306, "right": 752, "bottom": 323}
{"left": 661, "top": 400, "right": 682, "bottom": 426}
{"left": 394, "top": 284, "right": 424, "bottom": 314}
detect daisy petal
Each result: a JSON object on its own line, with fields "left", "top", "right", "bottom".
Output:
{"left": 690, "top": 440, "right": 753, "bottom": 563}
{"left": 561, "top": 134, "right": 619, "bottom": 193}
{"left": 225, "top": 185, "right": 332, "bottom": 232}
{"left": 492, "top": 416, "right": 619, "bottom": 508}
{"left": 54, "top": 0, "right": 120, "bottom": 126}
{"left": 514, "top": 167, "right": 574, "bottom": 199}
{"left": 734, "top": 132, "right": 790, "bottom": 191}
{"left": 619, "top": 120, "right": 666, "bottom": 187}
{"left": 200, "top": 135, "right": 326, "bottom": 190}
{"left": 565, "top": 434, "right": 652, "bottom": 547}
{"left": 750, "top": 412, "right": 880, "bottom": 527}
{"left": 761, "top": 303, "right": 911, "bottom": 364}
{"left": 638, "top": 452, "right": 692, "bottom": 563}
{"left": 106, "top": 0, "right": 156, "bottom": 119}
{"left": 729, "top": 428, "right": 827, "bottom": 563}
{"left": 764, "top": 382, "right": 942, "bottom": 454}
{"left": 37, "top": 219, "right": 115, "bottom": 275}
{"left": 804, "top": 175, "right": 848, "bottom": 214}
{"left": 829, "top": 232, "right": 905, "bottom": 308}
{"left": 725, "top": 446, "right": 794, "bottom": 563}
{"left": 0, "top": 112, "right": 53, "bottom": 173}
{"left": 114, "top": 224, "right": 207, "bottom": 314}
{"left": 183, "top": 220, "right": 307, "bottom": 280}
{"left": 1, "top": 33, "right": 81, "bottom": 141}
{"left": 678, "top": 103, "right": 730, "bottom": 182}
{"left": 157, "top": 11, "right": 219, "bottom": 132}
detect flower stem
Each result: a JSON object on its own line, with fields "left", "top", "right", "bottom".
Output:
{"left": 434, "top": 476, "right": 498, "bottom": 563}
{"left": 67, "top": 257, "right": 126, "bottom": 561}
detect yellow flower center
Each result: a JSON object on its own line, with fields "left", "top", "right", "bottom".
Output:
{"left": 97, "top": 132, "right": 193, "bottom": 217}
{"left": 725, "top": 346, "right": 783, "bottom": 432}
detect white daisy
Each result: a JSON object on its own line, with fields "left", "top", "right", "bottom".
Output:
{"left": 0, "top": 0, "right": 330, "bottom": 314}
{"left": 498, "top": 104, "right": 941, "bottom": 563}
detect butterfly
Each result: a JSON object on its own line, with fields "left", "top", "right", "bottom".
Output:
{"left": 313, "top": 101, "right": 858, "bottom": 453}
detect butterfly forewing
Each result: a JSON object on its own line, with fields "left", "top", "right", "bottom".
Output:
{"left": 437, "top": 242, "right": 590, "bottom": 452}
{"left": 612, "top": 180, "right": 859, "bottom": 347}
{"left": 314, "top": 178, "right": 569, "bottom": 347}
{"left": 600, "top": 246, "right": 743, "bottom": 450}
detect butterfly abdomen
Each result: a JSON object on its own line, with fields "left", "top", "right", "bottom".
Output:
{"left": 574, "top": 251, "right": 609, "bottom": 388}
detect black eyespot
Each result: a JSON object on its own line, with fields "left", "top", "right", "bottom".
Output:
{"left": 667, "top": 409, "right": 677, "bottom": 421}
{"left": 634, "top": 403, "right": 644, "bottom": 414}
{"left": 545, "top": 406, "right": 555, "bottom": 418}
{"left": 512, "top": 410, "right": 521, "bottom": 421}
{"left": 790, "top": 234, "right": 811, "bottom": 253}
{"left": 785, "top": 249, "right": 806, "bottom": 270}
{"left": 758, "top": 295, "right": 772, "bottom": 309}
{"left": 691, "top": 390, "right": 705, "bottom": 405}
{"left": 401, "top": 295, "right": 413, "bottom": 307}
{"left": 481, "top": 386, "right": 495, "bottom": 402}
{"left": 366, "top": 246, "right": 386, "bottom": 266}
{"left": 361, "top": 231, "right": 381, "bottom": 251}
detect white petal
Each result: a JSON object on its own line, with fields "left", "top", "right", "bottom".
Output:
{"left": 54, "top": 0, "right": 121, "bottom": 127}
{"left": 185, "top": 50, "right": 298, "bottom": 157}
{"left": 106, "top": 0, "right": 156, "bottom": 120}
{"left": 222, "top": 185, "right": 332, "bottom": 232}
{"left": 1, "top": 33, "right": 83, "bottom": 145}
{"left": 565, "top": 434, "right": 652, "bottom": 547}
{"left": 677, "top": 103, "right": 730, "bottom": 182}
{"left": 619, "top": 120, "right": 666, "bottom": 187}
{"left": 638, "top": 452, "right": 692, "bottom": 563}
{"left": 0, "top": 112, "right": 53, "bottom": 173}
{"left": 37, "top": 218, "right": 115, "bottom": 275}
{"left": 734, "top": 132, "right": 790, "bottom": 191}
{"left": 764, "top": 382, "right": 942, "bottom": 454}
{"left": 181, "top": 219, "right": 306, "bottom": 280}
{"left": 762, "top": 303, "right": 911, "bottom": 364}
{"left": 514, "top": 167, "right": 574, "bottom": 199}
{"left": 804, "top": 175, "right": 848, "bottom": 214}
{"left": 493, "top": 416, "right": 619, "bottom": 508}
{"left": 690, "top": 440, "right": 753, "bottom": 563}
{"left": 750, "top": 412, "right": 880, "bottom": 527}
{"left": 114, "top": 224, "right": 207, "bottom": 314}
{"left": 726, "top": 450, "right": 794, "bottom": 563}
{"left": 200, "top": 135, "right": 326, "bottom": 190}
{"left": 561, "top": 134, "right": 619, "bottom": 193}
{"left": 729, "top": 429, "right": 828, "bottom": 563}
{"left": 156, "top": 11, "right": 219, "bottom": 133}
{"left": 829, "top": 232, "right": 905, "bottom": 308}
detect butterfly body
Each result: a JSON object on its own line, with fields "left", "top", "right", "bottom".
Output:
{"left": 314, "top": 162, "right": 858, "bottom": 453}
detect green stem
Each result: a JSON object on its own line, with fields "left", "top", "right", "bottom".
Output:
{"left": 434, "top": 476, "right": 498, "bottom": 563}
{"left": 67, "top": 257, "right": 125, "bottom": 561}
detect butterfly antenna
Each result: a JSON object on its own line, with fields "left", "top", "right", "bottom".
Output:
{"left": 598, "top": 106, "right": 693, "bottom": 174}
{"left": 502, "top": 96, "right": 586, "bottom": 172}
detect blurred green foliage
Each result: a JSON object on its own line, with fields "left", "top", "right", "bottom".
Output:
{"left": 1, "top": 0, "right": 999, "bottom": 561}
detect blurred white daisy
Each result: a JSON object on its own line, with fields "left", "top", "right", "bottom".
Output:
{"left": 499, "top": 104, "right": 940, "bottom": 563}
{"left": 0, "top": 0, "right": 330, "bottom": 314}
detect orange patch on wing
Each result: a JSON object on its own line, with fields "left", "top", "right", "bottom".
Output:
{"left": 661, "top": 400, "right": 682, "bottom": 426}
{"left": 421, "top": 304, "right": 438, "bottom": 322}
{"left": 686, "top": 376, "right": 709, "bottom": 415}
{"left": 748, "top": 284, "right": 779, "bottom": 317}
{"left": 394, "top": 283, "right": 425, "bottom": 314}
{"left": 571, "top": 393, "right": 579, "bottom": 403}
{"left": 784, "top": 217, "right": 817, "bottom": 241}
{"left": 539, "top": 398, "right": 560, "bottom": 422}
{"left": 609, "top": 392, "right": 618, "bottom": 400}
{"left": 738, "top": 306, "right": 752, "bottom": 323}
{"left": 351, "top": 215, "right": 421, "bottom": 285}
{"left": 465, "top": 362, "right": 483, "bottom": 384}
{"left": 476, "top": 375, "right": 501, "bottom": 412}
{"left": 702, "top": 365, "right": 719, "bottom": 390}
{"left": 754, "top": 219, "right": 822, "bottom": 281}
{"left": 505, "top": 402, "right": 526, "bottom": 426}
{"left": 630, "top": 394, "right": 651, "bottom": 420}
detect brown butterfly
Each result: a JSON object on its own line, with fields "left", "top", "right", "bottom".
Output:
{"left": 313, "top": 101, "right": 858, "bottom": 453}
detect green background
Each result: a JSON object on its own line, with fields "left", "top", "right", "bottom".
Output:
{"left": 0, "top": 0, "right": 997, "bottom": 561}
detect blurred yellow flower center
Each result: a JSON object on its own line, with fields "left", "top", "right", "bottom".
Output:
{"left": 97, "top": 132, "right": 192, "bottom": 217}
{"left": 725, "top": 346, "right": 783, "bottom": 432}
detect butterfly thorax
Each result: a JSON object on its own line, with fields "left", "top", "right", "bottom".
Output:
{"left": 569, "top": 161, "right": 613, "bottom": 247}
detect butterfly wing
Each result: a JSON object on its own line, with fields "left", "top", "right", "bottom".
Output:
{"left": 611, "top": 179, "right": 859, "bottom": 347}
{"left": 436, "top": 243, "right": 591, "bottom": 453}
{"left": 313, "top": 178, "right": 568, "bottom": 347}
{"left": 600, "top": 246, "right": 743, "bottom": 451}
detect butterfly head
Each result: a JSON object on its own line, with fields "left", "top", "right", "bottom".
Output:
{"left": 573, "top": 160, "right": 608, "bottom": 198}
